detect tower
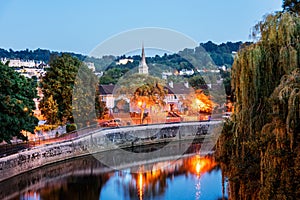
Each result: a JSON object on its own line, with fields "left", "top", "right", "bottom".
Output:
{"left": 138, "top": 44, "right": 148, "bottom": 74}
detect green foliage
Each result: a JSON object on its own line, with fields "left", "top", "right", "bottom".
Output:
{"left": 200, "top": 41, "right": 246, "bottom": 67}
{"left": 39, "top": 54, "right": 81, "bottom": 124}
{"left": 95, "top": 100, "right": 108, "bottom": 119}
{"left": 217, "top": 12, "right": 300, "bottom": 199}
{"left": 283, "top": 0, "right": 300, "bottom": 14}
{"left": 220, "top": 69, "right": 232, "bottom": 96}
{"left": 0, "top": 63, "right": 38, "bottom": 143}
{"left": 188, "top": 75, "right": 206, "bottom": 90}
{"left": 72, "top": 62, "right": 102, "bottom": 128}
{"left": 39, "top": 95, "right": 59, "bottom": 125}
{"left": 66, "top": 123, "right": 77, "bottom": 133}
{"left": 259, "top": 68, "right": 300, "bottom": 199}
{"left": 40, "top": 54, "right": 106, "bottom": 127}
{"left": 97, "top": 41, "right": 244, "bottom": 85}
{"left": 99, "top": 68, "right": 130, "bottom": 84}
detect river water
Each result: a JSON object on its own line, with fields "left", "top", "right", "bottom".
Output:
{"left": 0, "top": 142, "right": 228, "bottom": 200}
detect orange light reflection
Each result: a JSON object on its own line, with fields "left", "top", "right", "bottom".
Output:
{"left": 138, "top": 173, "right": 143, "bottom": 200}
{"left": 134, "top": 155, "right": 216, "bottom": 199}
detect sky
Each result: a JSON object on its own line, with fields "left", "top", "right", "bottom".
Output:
{"left": 0, "top": 0, "right": 282, "bottom": 56}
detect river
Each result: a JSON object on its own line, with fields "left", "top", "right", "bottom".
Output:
{"left": 0, "top": 142, "right": 228, "bottom": 200}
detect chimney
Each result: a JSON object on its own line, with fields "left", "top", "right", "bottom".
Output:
{"left": 184, "top": 81, "right": 189, "bottom": 88}
{"left": 169, "top": 81, "right": 174, "bottom": 88}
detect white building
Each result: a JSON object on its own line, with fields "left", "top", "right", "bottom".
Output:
{"left": 179, "top": 69, "right": 194, "bottom": 76}
{"left": 162, "top": 71, "right": 173, "bottom": 79}
{"left": 116, "top": 58, "right": 133, "bottom": 65}
{"left": 84, "top": 62, "right": 95, "bottom": 72}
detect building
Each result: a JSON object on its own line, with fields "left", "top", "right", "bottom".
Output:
{"left": 162, "top": 71, "right": 173, "bottom": 79}
{"left": 99, "top": 85, "right": 116, "bottom": 110}
{"left": 165, "top": 81, "right": 192, "bottom": 112}
{"left": 116, "top": 58, "right": 134, "bottom": 65}
{"left": 99, "top": 81, "right": 192, "bottom": 114}
{"left": 138, "top": 44, "right": 148, "bottom": 75}
{"left": 84, "top": 62, "right": 95, "bottom": 72}
{"left": 0, "top": 58, "right": 45, "bottom": 68}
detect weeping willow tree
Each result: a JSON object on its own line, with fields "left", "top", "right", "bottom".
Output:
{"left": 217, "top": 12, "right": 300, "bottom": 200}
{"left": 259, "top": 68, "right": 300, "bottom": 199}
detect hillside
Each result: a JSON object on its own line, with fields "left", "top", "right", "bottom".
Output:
{"left": 0, "top": 41, "right": 248, "bottom": 72}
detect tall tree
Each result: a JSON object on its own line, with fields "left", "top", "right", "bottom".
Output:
{"left": 0, "top": 63, "right": 38, "bottom": 143}
{"left": 40, "top": 54, "right": 103, "bottom": 127}
{"left": 39, "top": 54, "right": 81, "bottom": 124}
{"left": 72, "top": 64, "right": 103, "bottom": 127}
{"left": 217, "top": 12, "right": 300, "bottom": 199}
{"left": 39, "top": 95, "right": 59, "bottom": 125}
{"left": 131, "top": 82, "right": 166, "bottom": 123}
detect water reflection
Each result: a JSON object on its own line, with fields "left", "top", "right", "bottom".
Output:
{"left": 4, "top": 144, "right": 227, "bottom": 200}
{"left": 126, "top": 155, "right": 218, "bottom": 200}
{"left": 100, "top": 155, "right": 223, "bottom": 200}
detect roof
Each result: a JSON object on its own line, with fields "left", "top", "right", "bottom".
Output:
{"left": 99, "top": 82, "right": 194, "bottom": 96}
{"left": 165, "top": 83, "right": 192, "bottom": 95}
{"left": 99, "top": 84, "right": 115, "bottom": 95}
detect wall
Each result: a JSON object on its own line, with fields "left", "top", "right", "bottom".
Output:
{"left": 0, "top": 121, "right": 222, "bottom": 182}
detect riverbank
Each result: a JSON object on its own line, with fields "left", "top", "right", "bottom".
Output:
{"left": 0, "top": 121, "right": 222, "bottom": 182}
{"left": 0, "top": 141, "right": 223, "bottom": 200}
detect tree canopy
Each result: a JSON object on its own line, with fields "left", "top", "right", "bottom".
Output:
{"left": 217, "top": 11, "right": 300, "bottom": 199}
{"left": 39, "top": 54, "right": 103, "bottom": 127}
{"left": 39, "top": 54, "right": 81, "bottom": 124}
{"left": 0, "top": 63, "right": 38, "bottom": 143}
{"left": 283, "top": 0, "right": 300, "bottom": 14}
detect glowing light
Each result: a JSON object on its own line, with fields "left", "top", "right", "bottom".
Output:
{"left": 188, "top": 155, "right": 217, "bottom": 176}
{"left": 138, "top": 101, "right": 143, "bottom": 107}
{"left": 138, "top": 173, "right": 143, "bottom": 200}
{"left": 196, "top": 162, "right": 201, "bottom": 174}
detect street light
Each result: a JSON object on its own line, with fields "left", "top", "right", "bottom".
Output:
{"left": 195, "top": 99, "right": 201, "bottom": 121}
{"left": 138, "top": 101, "right": 143, "bottom": 107}
{"left": 23, "top": 107, "right": 28, "bottom": 112}
{"left": 137, "top": 101, "right": 144, "bottom": 124}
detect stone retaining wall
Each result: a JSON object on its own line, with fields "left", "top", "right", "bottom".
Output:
{"left": 0, "top": 121, "right": 222, "bottom": 182}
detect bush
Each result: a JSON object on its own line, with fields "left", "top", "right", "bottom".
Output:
{"left": 66, "top": 124, "right": 77, "bottom": 133}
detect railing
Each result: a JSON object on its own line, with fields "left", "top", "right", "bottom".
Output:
{"left": 0, "top": 125, "right": 102, "bottom": 158}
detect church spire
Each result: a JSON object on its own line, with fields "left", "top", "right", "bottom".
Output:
{"left": 138, "top": 43, "right": 148, "bottom": 74}
{"left": 141, "top": 43, "right": 146, "bottom": 63}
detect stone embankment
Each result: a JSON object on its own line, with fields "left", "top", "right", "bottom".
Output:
{"left": 0, "top": 121, "right": 222, "bottom": 182}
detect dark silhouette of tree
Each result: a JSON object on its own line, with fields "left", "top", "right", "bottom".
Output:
{"left": 283, "top": 0, "right": 300, "bottom": 14}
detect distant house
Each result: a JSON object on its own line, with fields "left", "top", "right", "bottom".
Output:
{"left": 116, "top": 58, "right": 133, "bottom": 65}
{"left": 179, "top": 69, "right": 194, "bottom": 76}
{"left": 84, "top": 62, "right": 95, "bottom": 72}
{"left": 165, "top": 81, "right": 192, "bottom": 112}
{"left": 162, "top": 71, "right": 173, "bottom": 79}
{"left": 99, "top": 84, "right": 115, "bottom": 110}
{"left": 99, "top": 81, "right": 192, "bottom": 114}
{"left": 98, "top": 45, "right": 193, "bottom": 114}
